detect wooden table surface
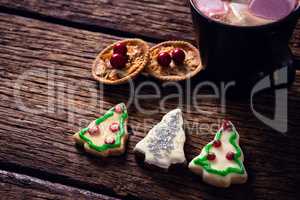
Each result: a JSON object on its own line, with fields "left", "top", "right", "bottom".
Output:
{"left": 0, "top": 1, "right": 300, "bottom": 200}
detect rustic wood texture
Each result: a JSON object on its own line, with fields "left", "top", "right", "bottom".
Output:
{"left": 0, "top": 170, "right": 118, "bottom": 200}
{"left": 0, "top": 0, "right": 193, "bottom": 42}
{"left": 0, "top": 13, "right": 300, "bottom": 200}
{"left": 1, "top": 0, "right": 300, "bottom": 60}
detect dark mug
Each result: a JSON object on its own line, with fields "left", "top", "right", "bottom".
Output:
{"left": 189, "top": 0, "right": 300, "bottom": 86}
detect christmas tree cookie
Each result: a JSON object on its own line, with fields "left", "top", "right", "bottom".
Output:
{"left": 73, "top": 103, "right": 129, "bottom": 157}
{"left": 134, "top": 109, "right": 186, "bottom": 170}
{"left": 189, "top": 120, "right": 247, "bottom": 188}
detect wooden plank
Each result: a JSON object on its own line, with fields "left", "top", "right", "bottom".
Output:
{"left": 1, "top": 0, "right": 300, "bottom": 59}
{"left": 0, "top": 170, "right": 118, "bottom": 200}
{"left": 0, "top": 0, "right": 193, "bottom": 41}
{"left": 0, "top": 13, "right": 300, "bottom": 200}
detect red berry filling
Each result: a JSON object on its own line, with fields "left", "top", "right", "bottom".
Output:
{"left": 113, "top": 42, "right": 127, "bottom": 55}
{"left": 171, "top": 48, "right": 185, "bottom": 65}
{"left": 110, "top": 53, "right": 127, "bottom": 69}
{"left": 157, "top": 52, "right": 171, "bottom": 67}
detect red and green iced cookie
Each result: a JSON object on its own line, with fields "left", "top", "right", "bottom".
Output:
{"left": 73, "top": 103, "right": 129, "bottom": 157}
{"left": 189, "top": 120, "right": 247, "bottom": 188}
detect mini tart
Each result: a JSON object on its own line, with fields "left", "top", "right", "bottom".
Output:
{"left": 146, "top": 41, "right": 203, "bottom": 81}
{"left": 92, "top": 39, "right": 149, "bottom": 85}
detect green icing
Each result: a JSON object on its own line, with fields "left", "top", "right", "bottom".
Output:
{"left": 78, "top": 103, "right": 128, "bottom": 152}
{"left": 193, "top": 126, "right": 245, "bottom": 177}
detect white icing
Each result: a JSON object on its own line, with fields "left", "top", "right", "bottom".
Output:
{"left": 134, "top": 109, "right": 186, "bottom": 169}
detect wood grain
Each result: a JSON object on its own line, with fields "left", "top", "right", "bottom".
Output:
{"left": 1, "top": 0, "right": 300, "bottom": 59}
{"left": 0, "top": 13, "right": 300, "bottom": 200}
{"left": 0, "top": 170, "right": 118, "bottom": 200}
{"left": 0, "top": 0, "right": 193, "bottom": 42}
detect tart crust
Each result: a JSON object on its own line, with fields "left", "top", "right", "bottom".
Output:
{"left": 146, "top": 41, "right": 203, "bottom": 81}
{"left": 92, "top": 39, "right": 150, "bottom": 85}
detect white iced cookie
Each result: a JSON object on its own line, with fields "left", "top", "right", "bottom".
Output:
{"left": 134, "top": 109, "right": 186, "bottom": 170}
{"left": 189, "top": 120, "right": 247, "bottom": 188}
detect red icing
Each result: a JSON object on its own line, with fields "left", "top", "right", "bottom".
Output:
{"left": 88, "top": 126, "right": 100, "bottom": 136}
{"left": 113, "top": 42, "right": 127, "bottom": 55}
{"left": 109, "top": 122, "right": 120, "bottom": 132}
{"left": 157, "top": 52, "right": 171, "bottom": 67}
{"left": 105, "top": 137, "right": 115, "bottom": 144}
{"left": 213, "top": 140, "right": 221, "bottom": 148}
{"left": 171, "top": 48, "right": 185, "bottom": 65}
{"left": 226, "top": 152, "right": 235, "bottom": 160}
{"left": 115, "top": 104, "right": 123, "bottom": 113}
{"left": 222, "top": 120, "right": 232, "bottom": 131}
{"left": 207, "top": 153, "right": 216, "bottom": 161}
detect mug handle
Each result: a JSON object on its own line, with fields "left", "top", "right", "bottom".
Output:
{"left": 267, "top": 28, "right": 297, "bottom": 86}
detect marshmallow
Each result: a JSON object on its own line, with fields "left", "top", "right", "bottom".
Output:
{"left": 249, "top": 0, "right": 297, "bottom": 20}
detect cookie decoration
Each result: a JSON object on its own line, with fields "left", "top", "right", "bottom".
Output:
{"left": 146, "top": 41, "right": 203, "bottom": 81}
{"left": 92, "top": 39, "right": 150, "bottom": 85}
{"left": 134, "top": 109, "right": 186, "bottom": 170}
{"left": 189, "top": 120, "right": 247, "bottom": 188}
{"left": 73, "top": 103, "right": 129, "bottom": 157}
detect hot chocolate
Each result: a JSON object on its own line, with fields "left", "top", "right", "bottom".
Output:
{"left": 193, "top": 0, "right": 300, "bottom": 26}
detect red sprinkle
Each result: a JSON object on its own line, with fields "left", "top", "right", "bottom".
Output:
{"left": 226, "top": 152, "right": 235, "bottom": 160}
{"left": 105, "top": 137, "right": 115, "bottom": 144}
{"left": 207, "top": 153, "right": 216, "bottom": 161}
{"left": 222, "top": 120, "right": 232, "bottom": 131}
{"left": 213, "top": 140, "right": 222, "bottom": 148}
{"left": 88, "top": 126, "right": 100, "bottom": 136}
{"left": 115, "top": 104, "right": 123, "bottom": 113}
{"left": 109, "top": 122, "right": 120, "bottom": 132}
